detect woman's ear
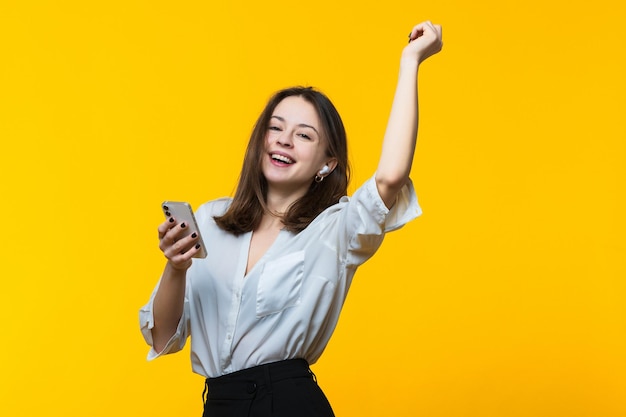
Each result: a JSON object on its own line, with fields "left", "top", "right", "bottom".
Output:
{"left": 321, "top": 159, "right": 338, "bottom": 175}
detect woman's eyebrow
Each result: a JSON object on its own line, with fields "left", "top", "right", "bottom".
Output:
{"left": 271, "top": 115, "right": 319, "bottom": 135}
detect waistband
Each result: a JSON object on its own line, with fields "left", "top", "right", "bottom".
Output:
{"left": 204, "top": 359, "right": 314, "bottom": 401}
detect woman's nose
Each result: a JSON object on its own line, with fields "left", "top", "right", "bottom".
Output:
{"left": 277, "top": 133, "right": 293, "bottom": 147}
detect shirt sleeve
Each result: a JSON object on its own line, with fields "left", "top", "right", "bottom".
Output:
{"left": 343, "top": 175, "right": 421, "bottom": 267}
{"left": 138, "top": 278, "right": 191, "bottom": 361}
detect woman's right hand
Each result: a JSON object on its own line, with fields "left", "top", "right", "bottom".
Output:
{"left": 157, "top": 217, "right": 201, "bottom": 271}
{"left": 404, "top": 21, "right": 443, "bottom": 65}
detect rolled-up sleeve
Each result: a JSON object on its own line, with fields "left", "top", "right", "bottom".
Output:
{"left": 139, "top": 280, "right": 191, "bottom": 360}
{"left": 344, "top": 175, "right": 421, "bottom": 267}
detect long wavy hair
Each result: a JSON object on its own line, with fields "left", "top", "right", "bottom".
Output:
{"left": 214, "top": 86, "right": 350, "bottom": 234}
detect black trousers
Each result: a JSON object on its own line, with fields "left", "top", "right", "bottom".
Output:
{"left": 202, "top": 359, "right": 335, "bottom": 417}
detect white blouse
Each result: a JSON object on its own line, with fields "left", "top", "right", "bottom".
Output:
{"left": 139, "top": 176, "right": 421, "bottom": 378}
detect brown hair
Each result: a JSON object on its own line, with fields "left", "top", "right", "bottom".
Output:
{"left": 214, "top": 86, "right": 350, "bottom": 234}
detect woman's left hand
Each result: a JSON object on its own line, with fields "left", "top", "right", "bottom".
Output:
{"left": 404, "top": 21, "right": 443, "bottom": 64}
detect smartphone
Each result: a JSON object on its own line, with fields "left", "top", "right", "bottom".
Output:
{"left": 161, "top": 201, "right": 207, "bottom": 258}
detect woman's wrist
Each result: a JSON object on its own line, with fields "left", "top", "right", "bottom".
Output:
{"left": 165, "top": 259, "right": 191, "bottom": 275}
{"left": 399, "top": 54, "right": 420, "bottom": 72}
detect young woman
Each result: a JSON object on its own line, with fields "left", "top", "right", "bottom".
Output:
{"left": 140, "top": 21, "right": 443, "bottom": 417}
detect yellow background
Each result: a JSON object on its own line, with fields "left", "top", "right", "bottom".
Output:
{"left": 1, "top": 0, "right": 624, "bottom": 416}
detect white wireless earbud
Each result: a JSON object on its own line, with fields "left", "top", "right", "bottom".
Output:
{"left": 319, "top": 165, "right": 330, "bottom": 175}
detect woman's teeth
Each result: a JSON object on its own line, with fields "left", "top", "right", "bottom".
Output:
{"left": 271, "top": 154, "right": 294, "bottom": 164}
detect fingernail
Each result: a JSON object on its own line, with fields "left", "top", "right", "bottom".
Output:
{"left": 191, "top": 232, "right": 197, "bottom": 238}
{"left": 165, "top": 211, "right": 171, "bottom": 217}
{"left": 169, "top": 217, "right": 174, "bottom": 223}
{"left": 195, "top": 244, "right": 201, "bottom": 249}
{"left": 180, "top": 222, "right": 186, "bottom": 228}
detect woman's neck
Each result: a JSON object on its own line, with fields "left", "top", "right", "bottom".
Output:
{"left": 256, "top": 210, "right": 284, "bottom": 232}
{"left": 264, "top": 187, "right": 306, "bottom": 216}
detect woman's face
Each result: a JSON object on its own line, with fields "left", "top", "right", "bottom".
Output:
{"left": 262, "top": 95, "right": 335, "bottom": 198}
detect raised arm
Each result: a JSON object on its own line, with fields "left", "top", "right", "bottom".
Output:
{"left": 375, "top": 21, "right": 443, "bottom": 208}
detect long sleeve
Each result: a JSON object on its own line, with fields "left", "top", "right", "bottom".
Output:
{"left": 139, "top": 277, "right": 191, "bottom": 360}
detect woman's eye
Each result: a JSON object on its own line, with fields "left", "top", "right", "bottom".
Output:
{"left": 269, "top": 126, "right": 281, "bottom": 131}
{"left": 298, "top": 133, "right": 311, "bottom": 140}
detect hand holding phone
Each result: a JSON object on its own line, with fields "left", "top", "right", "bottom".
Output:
{"left": 161, "top": 201, "right": 207, "bottom": 258}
